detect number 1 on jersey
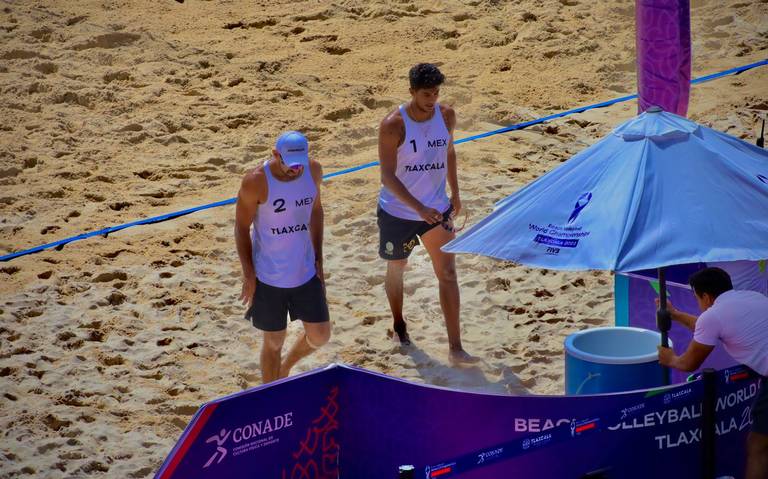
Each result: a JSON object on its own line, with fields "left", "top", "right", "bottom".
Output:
{"left": 410, "top": 139, "right": 417, "bottom": 153}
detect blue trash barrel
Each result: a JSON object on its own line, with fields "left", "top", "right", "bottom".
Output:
{"left": 564, "top": 327, "right": 670, "bottom": 395}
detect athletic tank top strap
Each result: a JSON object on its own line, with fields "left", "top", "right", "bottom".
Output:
{"left": 251, "top": 160, "right": 317, "bottom": 288}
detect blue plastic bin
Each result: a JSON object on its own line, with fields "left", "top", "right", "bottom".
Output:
{"left": 564, "top": 327, "right": 670, "bottom": 395}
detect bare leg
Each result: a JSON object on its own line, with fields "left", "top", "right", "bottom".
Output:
{"left": 420, "top": 224, "right": 479, "bottom": 365}
{"left": 746, "top": 431, "right": 768, "bottom": 479}
{"left": 261, "top": 330, "right": 286, "bottom": 384}
{"left": 280, "top": 321, "right": 331, "bottom": 378}
{"left": 385, "top": 259, "right": 410, "bottom": 345}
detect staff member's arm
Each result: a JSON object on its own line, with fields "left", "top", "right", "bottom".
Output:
{"left": 235, "top": 168, "right": 267, "bottom": 306}
{"left": 656, "top": 299, "right": 698, "bottom": 331}
{"left": 379, "top": 114, "right": 442, "bottom": 224}
{"left": 442, "top": 105, "right": 461, "bottom": 216}
{"left": 658, "top": 341, "right": 714, "bottom": 372}
{"left": 659, "top": 305, "right": 717, "bottom": 372}
{"left": 309, "top": 159, "right": 325, "bottom": 285}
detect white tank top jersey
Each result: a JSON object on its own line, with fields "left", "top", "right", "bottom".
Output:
{"left": 251, "top": 161, "right": 317, "bottom": 288}
{"left": 379, "top": 104, "right": 452, "bottom": 221}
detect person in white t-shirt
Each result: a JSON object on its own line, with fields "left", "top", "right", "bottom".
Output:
{"left": 658, "top": 267, "right": 768, "bottom": 479}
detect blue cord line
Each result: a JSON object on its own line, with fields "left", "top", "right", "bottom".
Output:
{"left": 0, "top": 199, "right": 236, "bottom": 261}
{"left": 2, "top": 59, "right": 766, "bottom": 263}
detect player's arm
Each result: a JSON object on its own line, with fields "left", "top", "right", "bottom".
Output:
{"left": 309, "top": 159, "right": 324, "bottom": 281}
{"left": 234, "top": 169, "right": 265, "bottom": 304}
{"left": 442, "top": 105, "right": 461, "bottom": 215}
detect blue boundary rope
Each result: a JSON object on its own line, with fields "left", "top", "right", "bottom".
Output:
{"left": 2, "top": 58, "right": 766, "bottom": 263}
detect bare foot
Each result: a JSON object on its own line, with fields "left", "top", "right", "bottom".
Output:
{"left": 393, "top": 320, "right": 411, "bottom": 346}
{"left": 449, "top": 349, "right": 480, "bottom": 366}
{"left": 278, "top": 363, "right": 291, "bottom": 379}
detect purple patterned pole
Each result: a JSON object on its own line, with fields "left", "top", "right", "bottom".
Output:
{"left": 635, "top": 0, "right": 691, "bottom": 115}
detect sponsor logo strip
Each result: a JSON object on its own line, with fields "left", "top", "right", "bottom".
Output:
{"left": 575, "top": 422, "right": 597, "bottom": 433}
{"left": 729, "top": 372, "right": 749, "bottom": 382}
{"left": 420, "top": 373, "right": 743, "bottom": 477}
{"left": 430, "top": 466, "right": 453, "bottom": 477}
{"left": 533, "top": 234, "right": 579, "bottom": 248}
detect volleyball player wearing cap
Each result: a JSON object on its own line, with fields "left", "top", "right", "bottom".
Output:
{"left": 377, "top": 63, "right": 477, "bottom": 365}
{"left": 235, "top": 131, "right": 330, "bottom": 383}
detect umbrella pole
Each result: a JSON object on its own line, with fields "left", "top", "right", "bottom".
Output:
{"left": 656, "top": 267, "right": 672, "bottom": 385}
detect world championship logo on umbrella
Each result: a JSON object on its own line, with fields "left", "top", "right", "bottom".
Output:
{"left": 567, "top": 192, "right": 593, "bottom": 224}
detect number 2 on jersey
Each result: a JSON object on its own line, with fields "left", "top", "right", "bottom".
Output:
{"left": 273, "top": 198, "right": 286, "bottom": 213}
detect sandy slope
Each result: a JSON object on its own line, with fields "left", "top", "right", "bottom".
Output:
{"left": 0, "top": 0, "right": 766, "bottom": 476}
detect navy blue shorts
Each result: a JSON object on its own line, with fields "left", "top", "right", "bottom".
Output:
{"left": 377, "top": 205, "right": 453, "bottom": 260}
{"left": 245, "top": 276, "right": 329, "bottom": 332}
{"left": 752, "top": 377, "right": 768, "bottom": 435}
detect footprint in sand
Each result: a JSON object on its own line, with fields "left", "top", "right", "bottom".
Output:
{"left": 70, "top": 32, "right": 140, "bottom": 51}
{"left": 28, "top": 25, "right": 55, "bottom": 42}
{"left": 536, "top": 308, "right": 559, "bottom": 318}
{"left": 533, "top": 288, "right": 553, "bottom": 298}
{"left": 582, "top": 317, "right": 604, "bottom": 325}
{"left": 34, "top": 62, "right": 58, "bottom": 74}
{"left": 103, "top": 70, "right": 131, "bottom": 83}
{"left": 486, "top": 277, "right": 511, "bottom": 292}
{"left": 705, "top": 16, "right": 733, "bottom": 29}
{"left": 322, "top": 45, "right": 351, "bottom": 55}
{"left": 542, "top": 316, "right": 564, "bottom": 324}
{"left": 81, "top": 461, "right": 110, "bottom": 473}
{"left": 520, "top": 377, "right": 537, "bottom": 388}
{"left": 109, "top": 201, "right": 132, "bottom": 211}
{"left": 1, "top": 49, "right": 48, "bottom": 60}
{"left": 42, "top": 414, "right": 71, "bottom": 432}
{"left": 99, "top": 354, "right": 125, "bottom": 366}
{"left": 323, "top": 106, "right": 362, "bottom": 121}
{"left": 505, "top": 306, "right": 528, "bottom": 315}
{"left": 66, "top": 15, "right": 88, "bottom": 26}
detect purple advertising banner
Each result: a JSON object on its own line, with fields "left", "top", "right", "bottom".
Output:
{"left": 156, "top": 365, "right": 342, "bottom": 479}
{"left": 635, "top": 0, "right": 691, "bottom": 116}
{"left": 157, "top": 364, "right": 760, "bottom": 479}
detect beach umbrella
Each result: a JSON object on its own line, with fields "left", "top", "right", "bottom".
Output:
{"left": 444, "top": 108, "right": 768, "bottom": 381}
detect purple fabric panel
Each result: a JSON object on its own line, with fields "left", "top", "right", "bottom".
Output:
{"left": 635, "top": 0, "right": 692, "bottom": 115}
{"left": 157, "top": 365, "right": 757, "bottom": 478}
{"left": 338, "top": 366, "right": 754, "bottom": 479}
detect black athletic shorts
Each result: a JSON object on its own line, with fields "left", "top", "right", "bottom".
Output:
{"left": 244, "top": 276, "right": 329, "bottom": 332}
{"left": 752, "top": 377, "right": 768, "bottom": 435}
{"left": 377, "top": 205, "right": 453, "bottom": 260}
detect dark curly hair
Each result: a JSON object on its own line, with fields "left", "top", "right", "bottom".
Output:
{"left": 689, "top": 267, "right": 733, "bottom": 299}
{"left": 409, "top": 63, "right": 445, "bottom": 90}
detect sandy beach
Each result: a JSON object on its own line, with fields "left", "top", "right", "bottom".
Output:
{"left": 1, "top": 0, "right": 766, "bottom": 476}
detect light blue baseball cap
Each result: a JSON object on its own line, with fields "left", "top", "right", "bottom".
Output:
{"left": 275, "top": 131, "right": 309, "bottom": 168}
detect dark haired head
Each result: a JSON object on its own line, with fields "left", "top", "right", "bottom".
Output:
{"left": 688, "top": 267, "right": 733, "bottom": 300}
{"left": 409, "top": 63, "right": 445, "bottom": 90}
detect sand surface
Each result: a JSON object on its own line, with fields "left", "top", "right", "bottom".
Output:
{"left": 0, "top": 0, "right": 766, "bottom": 476}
